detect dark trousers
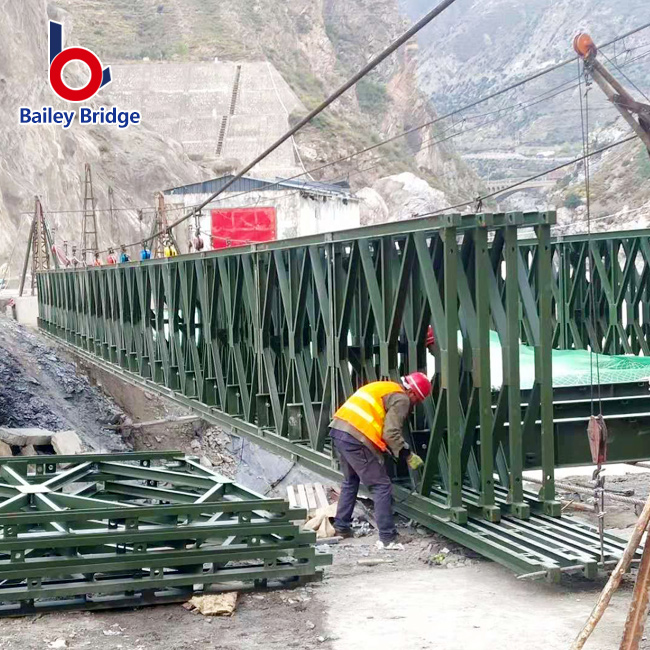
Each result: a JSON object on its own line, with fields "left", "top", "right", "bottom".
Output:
{"left": 331, "top": 430, "right": 396, "bottom": 543}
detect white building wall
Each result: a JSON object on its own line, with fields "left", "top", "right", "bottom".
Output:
{"left": 167, "top": 188, "right": 360, "bottom": 249}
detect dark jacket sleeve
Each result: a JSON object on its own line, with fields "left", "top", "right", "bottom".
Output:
{"left": 382, "top": 392, "right": 411, "bottom": 457}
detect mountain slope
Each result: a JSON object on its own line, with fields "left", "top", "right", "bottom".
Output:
{"left": 399, "top": 0, "right": 650, "bottom": 222}
{"left": 53, "top": 0, "right": 478, "bottom": 196}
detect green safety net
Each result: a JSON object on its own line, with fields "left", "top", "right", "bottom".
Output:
{"left": 487, "top": 331, "right": 650, "bottom": 390}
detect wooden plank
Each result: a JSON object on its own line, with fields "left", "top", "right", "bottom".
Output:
{"left": 314, "top": 483, "right": 329, "bottom": 510}
{"left": 296, "top": 484, "right": 308, "bottom": 511}
{"left": 286, "top": 485, "right": 297, "bottom": 510}
{"left": 304, "top": 484, "right": 318, "bottom": 512}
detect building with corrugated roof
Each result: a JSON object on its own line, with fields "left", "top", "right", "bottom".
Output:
{"left": 164, "top": 174, "right": 360, "bottom": 249}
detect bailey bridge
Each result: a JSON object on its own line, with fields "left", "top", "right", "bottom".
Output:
{"left": 35, "top": 211, "right": 650, "bottom": 582}
{"left": 485, "top": 177, "right": 558, "bottom": 199}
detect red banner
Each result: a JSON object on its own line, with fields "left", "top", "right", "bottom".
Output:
{"left": 211, "top": 207, "right": 277, "bottom": 249}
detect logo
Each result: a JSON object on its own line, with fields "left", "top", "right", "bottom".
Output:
{"left": 19, "top": 21, "right": 141, "bottom": 129}
{"left": 49, "top": 21, "right": 111, "bottom": 103}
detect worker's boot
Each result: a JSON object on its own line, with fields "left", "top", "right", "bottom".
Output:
{"left": 330, "top": 518, "right": 355, "bottom": 539}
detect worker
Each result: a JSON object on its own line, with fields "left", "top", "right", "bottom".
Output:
{"left": 140, "top": 244, "right": 151, "bottom": 261}
{"left": 70, "top": 246, "right": 80, "bottom": 269}
{"left": 119, "top": 245, "right": 130, "bottom": 264}
{"left": 107, "top": 248, "right": 117, "bottom": 265}
{"left": 426, "top": 325, "right": 435, "bottom": 352}
{"left": 163, "top": 243, "right": 178, "bottom": 258}
{"left": 329, "top": 372, "right": 431, "bottom": 546}
{"left": 93, "top": 252, "right": 102, "bottom": 267}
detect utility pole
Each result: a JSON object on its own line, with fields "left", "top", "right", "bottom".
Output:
{"left": 151, "top": 192, "right": 179, "bottom": 258}
{"left": 19, "top": 197, "right": 56, "bottom": 296}
{"left": 81, "top": 163, "right": 99, "bottom": 263}
{"left": 108, "top": 185, "right": 117, "bottom": 243}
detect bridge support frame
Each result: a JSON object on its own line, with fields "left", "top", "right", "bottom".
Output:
{"left": 36, "top": 210, "right": 634, "bottom": 578}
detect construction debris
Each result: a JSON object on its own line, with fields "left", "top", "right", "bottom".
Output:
{"left": 304, "top": 504, "right": 337, "bottom": 539}
{"left": 0, "top": 427, "right": 83, "bottom": 457}
{"left": 288, "top": 483, "right": 338, "bottom": 539}
{"left": 184, "top": 592, "right": 238, "bottom": 617}
{"left": 0, "top": 426, "right": 53, "bottom": 446}
{"left": 51, "top": 430, "right": 83, "bottom": 455}
{"left": 357, "top": 558, "right": 395, "bottom": 566}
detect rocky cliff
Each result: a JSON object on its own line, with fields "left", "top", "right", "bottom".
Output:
{"left": 53, "top": 0, "right": 478, "bottom": 195}
{"left": 401, "top": 0, "right": 650, "bottom": 221}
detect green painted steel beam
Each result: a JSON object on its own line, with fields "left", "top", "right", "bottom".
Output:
{"left": 0, "top": 454, "right": 329, "bottom": 614}
{"left": 34, "top": 210, "right": 643, "bottom": 581}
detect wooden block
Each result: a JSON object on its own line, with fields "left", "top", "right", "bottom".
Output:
{"left": 314, "top": 483, "right": 329, "bottom": 509}
{"left": 304, "top": 484, "right": 318, "bottom": 512}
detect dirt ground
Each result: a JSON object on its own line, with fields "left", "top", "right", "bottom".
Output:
{"left": 1, "top": 316, "right": 650, "bottom": 649}
{"left": 0, "top": 533, "right": 644, "bottom": 650}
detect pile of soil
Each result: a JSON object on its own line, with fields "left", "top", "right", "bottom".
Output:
{"left": 0, "top": 316, "right": 126, "bottom": 451}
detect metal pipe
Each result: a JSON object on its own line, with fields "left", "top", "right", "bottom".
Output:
{"left": 525, "top": 475, "right": 645, "bottom": 508}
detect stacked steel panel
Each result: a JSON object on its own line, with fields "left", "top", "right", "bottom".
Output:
{"left": 0, "top": 452, "right": 330, "bottom": 615}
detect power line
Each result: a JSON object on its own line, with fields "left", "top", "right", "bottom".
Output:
{"left": 92, "top": 0, "right": 460, "bottom": 253}
{"left": 125, "top": 21, "right": 650, "bottom": 252}
{"left": 163, "top": 1, "right": 460, "bottom": 220}
{"left": 413, "top": 135, "right": 640, "bottom": 218}
{"left": 44, "top": 21, "right": 650, "bottom": 250}
{"left": 36, "top": 27, "right": 650, "bottom": 226}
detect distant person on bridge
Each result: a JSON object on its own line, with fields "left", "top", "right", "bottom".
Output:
{"left": 329, "top": 373, "right": 430, "bottom": 546}
{"left": 140, "top": 245, "right": 151, "bottom": 261}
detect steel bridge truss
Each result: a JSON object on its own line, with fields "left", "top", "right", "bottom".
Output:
{"left": 36, "top": 211, "right": 638, "bottom": 579}
{"left": 529, "top": 229, "right": 650, "bottom": 355}
{"left": 0, "top": 451, "right": 330, "bottom": 615}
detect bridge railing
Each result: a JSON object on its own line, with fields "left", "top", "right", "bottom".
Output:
{"left": 37, "top": 211, "right": 558, "bottom": 523}
{"left": 519, "top": 228, "right": 650, "bottom": 355}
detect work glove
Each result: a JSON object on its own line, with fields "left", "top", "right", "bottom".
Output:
{"left": 407, "top": 452, "right": 424, "bottom": 471}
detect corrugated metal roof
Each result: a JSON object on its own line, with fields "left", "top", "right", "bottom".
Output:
{"left": 164, "top": 174, "right": 354, "bottom": 198}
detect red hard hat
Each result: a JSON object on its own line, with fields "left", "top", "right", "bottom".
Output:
{"left": 426, "top": 325, "right": 435, "bottom": 347}
{"left": 403, "top": 372, "right": 431, "bottom": 402}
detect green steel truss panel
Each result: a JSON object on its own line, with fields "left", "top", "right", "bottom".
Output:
{"left": 35, "top": 211, "right": 638, "bottom": 578}
{"left": 518, "top": 229, "right": 650, "bottom": 355}
{"left": 0, "top": 453, "right": 330, "bottom": 615}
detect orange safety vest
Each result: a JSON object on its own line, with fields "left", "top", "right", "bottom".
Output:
{"left": 333, "top": 381, "right": 405, "bottom": 452}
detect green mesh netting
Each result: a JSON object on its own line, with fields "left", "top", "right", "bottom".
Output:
{"left": 488, "top": 331, "right": 650, "bottom": 390}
